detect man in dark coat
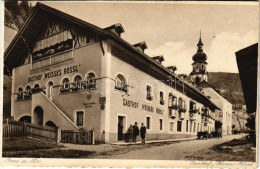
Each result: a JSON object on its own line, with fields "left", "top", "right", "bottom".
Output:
{"left": 133, "top": 122, "right": 139, "bottom": 142}
{"left": 140, "top": 122, "right": 146, "bottom": 143}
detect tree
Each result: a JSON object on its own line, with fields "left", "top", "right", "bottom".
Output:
{"left": 245, "top": 113, "right": 255, "bottom": 131}
{"left": 5, "top": 1, "right": 34, "bottom": 30}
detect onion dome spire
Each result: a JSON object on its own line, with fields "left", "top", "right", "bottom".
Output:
{"left": 192, "top": 31, "right": 207, "bottom": 61}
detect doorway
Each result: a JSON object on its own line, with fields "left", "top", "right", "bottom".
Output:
{"left": 33, "top": 106, "right": 43, "bottom": 125}
{"left": 118, "top": 116, "right": 125, "bottom": 141}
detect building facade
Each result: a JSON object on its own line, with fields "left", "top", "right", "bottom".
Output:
{"left": 5, "top": 3, "right": 219, "bottom": 143}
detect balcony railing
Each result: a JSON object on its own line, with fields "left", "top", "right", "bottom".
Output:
{"left": 179, "top": 112, "right": 185, "bottom": 120}
{"left": 32, "top": 50, "right": 73, "bottom": 70}
{"left": 169, "top": 109, "right": 177, "bottom": 119}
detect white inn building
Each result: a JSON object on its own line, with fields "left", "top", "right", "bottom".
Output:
{"left": 4, "top": 3, "right": 231, "bottom": 143}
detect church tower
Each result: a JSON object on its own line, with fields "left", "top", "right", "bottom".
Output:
{"left": 190, "top": 32, "right": 208, "bottom": 85}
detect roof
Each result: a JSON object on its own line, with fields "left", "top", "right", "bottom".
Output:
{"left": 197, "top": 37, "right": 203, "bottom": 46}
{"left": 4, "top": 2, "right": 220, "bottom": 111}
{"left": 196, "top": 80, "right": 231, "bottom": 104}
{"left": 236, "top": 43, "right": 258, "bottom": 114}
{"left": 193, "top": 36, "right": 207, "bottom": 61}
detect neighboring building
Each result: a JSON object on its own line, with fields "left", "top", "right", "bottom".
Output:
{"left": 236, "top": 43, "right": 258, "bottom": 115}
{"left": 190, "top": 34, "right": 233, "bottom": 135}
{"left": 4, "top": 3, "right": 220, "bottom": 143}
{"left": 3, "top": 25, "right": 17, "bottom": 119}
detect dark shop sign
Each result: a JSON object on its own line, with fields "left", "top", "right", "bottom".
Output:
{"left": 123, "top": 99, "right": 164, "bottom": 115}
{"left": 28, "top": 65, "right": 79, "bottom": 82}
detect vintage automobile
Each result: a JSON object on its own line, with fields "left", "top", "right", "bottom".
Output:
{"left": 197, "top": 131, "right": 212, "bottom": 139}
{"left": 210, "top": 131, "right": 222, "bottom": 138}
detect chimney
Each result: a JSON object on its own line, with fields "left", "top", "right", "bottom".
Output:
{"left": 152, "top": 55, "right": 165, "bottom": 64}
{"left": 167, "top": 66, "right": 177, "bottom": 74}
{"left": 133, "top": 41, "right": 147, "bottom": 53}
{"left": 104, "top": 23, "right": 125, "bottom": 37}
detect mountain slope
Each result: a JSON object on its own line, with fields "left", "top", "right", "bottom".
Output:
{"left": 207, "top": 72, "right": 245, "bottom": 104}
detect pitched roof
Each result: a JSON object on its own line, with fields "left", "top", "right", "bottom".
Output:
{"left": 4, "top": 2, "right": 220, "bottom": 111}
{"left": 197, "top": 80, "right": 231, "bottom": 103}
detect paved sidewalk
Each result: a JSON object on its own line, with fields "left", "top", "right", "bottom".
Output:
{"left": 111, "top": 137, "right": 197, "bottom": 145}
{"left": 110, "top": 134, "right": 245, "bottom": 145}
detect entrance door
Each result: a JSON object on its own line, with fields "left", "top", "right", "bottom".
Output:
{"left": 118, "top": 116, "right": 125, "bottom": 141}
{"left": 47, "top": 81, "right": 53, "bottom": 100}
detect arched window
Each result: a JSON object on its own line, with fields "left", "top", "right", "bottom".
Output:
{"left": 31, "top": 84, "right": 41, "bottom": 93}
{"left": 73, "top": 75, "right": 82, "bottom": 91}
{"left": 86, "top": 73, "right": 96, "bottom": 89}
{"left": 17, "top": 87, "right": 23, "bottom": 100}
{"left": 74, "top": 75, "right": 82, "bottom": 86}
{"left": 63, "top": 78, "right": 70, "bottom": 89}
{"left": 115, "top": 74, "right": 127, "bottom": 92}
{"left": 61, "top": 78, "right": 70, "bottom": 93}
{"left": 24, "top": 86, "right": 32, "bottom": 99}
{"left": 34, "top": 84, "right": 40, "bottom": 90}
{"left": 26, "top": 86, "right": 31, "bottom": 93}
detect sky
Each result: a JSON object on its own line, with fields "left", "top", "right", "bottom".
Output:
{"left": 33, "top": 1, "right": 258, "bottom": 74}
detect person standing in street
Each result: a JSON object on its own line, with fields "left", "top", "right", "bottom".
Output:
{"left": 133, "top": 122, "right": 139, "bottom": 142}
{"left": 128, "top": 124, "right": 134, "bottom": 143}
{"left": 140, "top": 122, "right": 146, "bottom": 144}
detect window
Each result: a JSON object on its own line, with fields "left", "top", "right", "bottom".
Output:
{"left": 159, "top": 119, "right": 163, "bottom": 131}
{"left": 63, "top": 78, "right": 70, "bottom": 89}
{"left": 197, "top": 123, "right": 200, "bottom": 132}
{"left": 186, "top": 120, "right": 189, "bottom": 132}
{"left": 61, "top": 78, "right": 70, "bottom": 93}
{"left": 76, "top": 111, "right": 84, "bottom": 126}
{"left": 24, "top": 86, "right": 32, "bottom": 99}
{"left": 32, "top": 84, "right": 41, "bottom": 93}
{"left": 115, "top": 74, "right": 127, "bottom": 92}
{"left": 73, "top": 75, "right": 82, "bottom": 91}
{"left": 34, "top": 84, "right": 40, "bottom": 90}
{"left": 189, "top": 101, "right": 196, "bottom": 112}
{"left": 160, "top": 91, "right": 164, "bottom": 105}
{"left": 146, "top": 116, "right": 151, "bottom": 130}
{"left": 177, "top": 121, "right": 182, "bottom": 132}
{"left": 180, "top": 99, "right": 186, "bottom": 112}
{"left": 17, "top": 87, "right": 23, "bottom": 100}
{"left": 146, "top": 85, "right": 153, "bottom": 101}
{"left": 86, "top": 73, "right": 96, "bottom": 89}
{"left": 169, "top": 93, "right": 177, "bottom": 109}
{"left": 178, "top": 97, "right": 182, "bottom": 108}
{"left": 170, "top": 122, "right": 174, "bottom": 132}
